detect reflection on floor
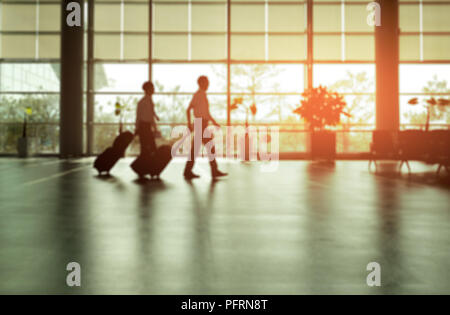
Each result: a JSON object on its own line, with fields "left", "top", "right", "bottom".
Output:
{"left": 0, "top": 158, "right": 448, "bottom": 294}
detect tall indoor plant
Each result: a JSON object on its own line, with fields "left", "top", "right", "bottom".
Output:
{"left": 17, "top": 107, "right": 33, "bottom": 158}
{"left": 293, "top": 86, "right": 349, "bottom": 159}
{"left": 231, "top": 96, "right": 257, "bottom": 161}
{"left": 407, "top": 97, "right": 450, "bottom": 131}
{"left": 115, "top": 101, "right": 126, "bottom": 134}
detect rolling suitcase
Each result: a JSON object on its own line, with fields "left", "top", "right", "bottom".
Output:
{"left": 131, "top": 145, "right": 172, "bottom": 178}
{"left": 94, "top": 131, "right": 134, "bottom": 175}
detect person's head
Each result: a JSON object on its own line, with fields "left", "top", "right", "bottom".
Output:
{"left": 197, "top": 76, "right": 209, "bottom": 91}
{"left": 142, "top": 81, "right": 154, "bottom": 95}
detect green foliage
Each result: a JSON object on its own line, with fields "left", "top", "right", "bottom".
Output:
{"left": 404, "top": 75, "right": 450, "bottom": 125}
{"left": 330, "top": 71, "right": 375, "bottom": 125}
{"left": 96, "top": 95, "right": 138, "bottom": 124}
{"left": 214, "top": 64, "right": 285, "bottom": 123}
{"left": 0, "top": 94, "right": 59, "bottom": 152}
{"left": 0, "top": 94, "right": 59, "bottom": 123}
{"left": 153, "top": 81, "right": 188, "bottom": 123}
{"left": 422, "top": 75, "right": 450, "bottom": 121}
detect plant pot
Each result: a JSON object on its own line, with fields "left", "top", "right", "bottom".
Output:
{"left": 17, "top": 137, "right": 30, "bottom": 158}
{"left": 241, "top": 129, "right": 259, "bottom": 161}
{"left": 311, "top": 131, "right": 336, "bottom": 160}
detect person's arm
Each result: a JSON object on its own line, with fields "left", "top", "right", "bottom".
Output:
{"left": 209, "top": 114, "right": 220, "bottom": 127}
{"left": 206, "top": 96, "right": 220, "bottom": 127}
{"left": 151, "top": 99, "right": 160, "bottom": 121}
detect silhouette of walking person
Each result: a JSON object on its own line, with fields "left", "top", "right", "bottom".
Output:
{"left": 184, "top": 76, "right": 228, "bottom": 180}
{"left": 136, "top": 81, "right": 159, "bottom": 157}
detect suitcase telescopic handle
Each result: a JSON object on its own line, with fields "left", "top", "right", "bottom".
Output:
{"left": 171, "top": 131, "right": 191, "bottom": 158}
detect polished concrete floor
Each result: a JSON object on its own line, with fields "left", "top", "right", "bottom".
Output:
{"left": 0, "top": 158, "right": 448, "bottom": 294}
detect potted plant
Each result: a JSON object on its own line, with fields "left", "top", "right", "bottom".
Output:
{"left": 293, "top": 86, "right": 349, "bottom": 159}
{"left": 115, "top": 101, "right": 126, "bottom": 134}
{"left": 407, "top": 97, "right": 450, "bottom": 131}
{"left": 17, "top": 107, "right": 33, "bottom": 158}
{"left": 231, "top": 96, "right": 257, "bottom": 161}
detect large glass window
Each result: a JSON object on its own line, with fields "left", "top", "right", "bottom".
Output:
{"left": 1, "top": 2, "right": 61, "bottom": 59}
{"left": 400, "top": 65, "right": 450, "bottom": 127}
{"left": 0, "top": 1, "right": 61, "bottom": 153}
{"left": 1, "top": 1, "right": 449, "bottom": 154}
{"left": 399, "top": 0, "right": 450, "bottom": 130}
{"left": 230, "top": 64, "right": 303, "bottom": 123}
{"left": 314, "top": 1, "right": 374, "bottom": 62}
{"left": 400, "top": 1, "right": 450, "bottom": 61}
{"left": 314, "top": 64, "right": 375, "bottom": 153}
{"left": 94, "top": 1, "right": 149, "bottom": 60}
{"left": 0, "top": 63, "right": 60, "bottom": 153}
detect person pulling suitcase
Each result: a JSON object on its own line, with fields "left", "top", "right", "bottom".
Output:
{"left": 136, "top": 81, "right": 160, "bottom": 157}
{"left": 131, "top": 81, "right": 173, "bottom": 180}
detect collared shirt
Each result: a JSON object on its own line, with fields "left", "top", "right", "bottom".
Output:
{"left": 190, "top": 90, "right": 210, "bottom": 119}
{"left": 136, "top": 95, "right": 155, "bottom": 124}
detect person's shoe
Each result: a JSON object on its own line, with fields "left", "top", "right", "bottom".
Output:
{"left": 184, "top": 172, "right": 200, "bottom": 180}
{"left": 212, "top": 169, "right": 228, "bottom": 178}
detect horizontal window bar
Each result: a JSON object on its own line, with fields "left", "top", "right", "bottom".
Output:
{"left": 0, "top": 31, "right": 60, "bottom": 35}
{"left": 1, "top": 1, "right": 61, "bottom": 4}
{"left": 400, "top": 32, "right": 450, "bottom": 36}
{"left": 4, "top": 91, "right": 446, "bottom": 97}
{"left": 1, "top": 60, "right": 449, "bottom": 65}
{"left": 0, "top": 91, "right": 60, "bottom": 95}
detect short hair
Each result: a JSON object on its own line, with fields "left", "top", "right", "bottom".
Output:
{"left": 197, "top": 76, "right": 209, "bottom": 86}
{"left": 142, "top": 81, "right": 154, "bottom": 93}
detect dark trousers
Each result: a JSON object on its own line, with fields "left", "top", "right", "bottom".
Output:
{"left": 184, "top": 119, "right": 218, "bottom": 173}
{"left": 138, "top": 122, "right": 156, "bottom": 156}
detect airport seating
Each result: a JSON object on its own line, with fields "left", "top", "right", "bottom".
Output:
{"left": 370, "top": 129, "right": 450, "bottom": 174}
{"left": 369, "top": 130, "right": 398, "bottom": 169}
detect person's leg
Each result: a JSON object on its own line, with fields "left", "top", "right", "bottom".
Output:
{"left": 140, "top": 135, "right": 147, "bottom": 156}
{"left": 139, "top": 122, "right": 152, "bottom": 156}
{"left": 184, "top": 128, "right": 202, "bottom": 178}
{"left": 202, "top": 120, "right": 227, "bottom": 178}
{"left": 137, "top": 124, "right": 152, "bottom": 179}
{"left": 148, "top": 128, "right": 157, "bottom": 155}
{"left": 202, "top": 124, "right": 217, "bottom": 172}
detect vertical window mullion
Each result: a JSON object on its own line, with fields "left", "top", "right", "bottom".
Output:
{"left": 419, "top": 0, "right": 424, "bottom": 61}
{"left": 227, "top": 0, "right": 231, "bottom": 126}
{"left": 265, "top": 0, "right": 268, "bottom": 61}
{"left": 36, "top": 1, "right": 40, "bottom": 60}
{"left": 341, "top": 0, "right": 345, "bottom": 62}
{"left": 188, "top": 0, "right": 192, "bottom": 61}
{"left": 120, "top": 0, "right": 124, "bottom": 60}
{"left": 149, "top": 0, "right": 153, "bottom": 81}
{"left": 0, "top": 2, "right": 2, "bottom": 60}
{"left": 307, "top": 0, "right": 313, "bottom": 91}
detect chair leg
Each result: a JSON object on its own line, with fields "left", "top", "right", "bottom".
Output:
{"left": 436, "top": 164, "right": 442, "bottom": 175}
{"left": 399, "top": 161, "right": 404, "bottom": 171}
